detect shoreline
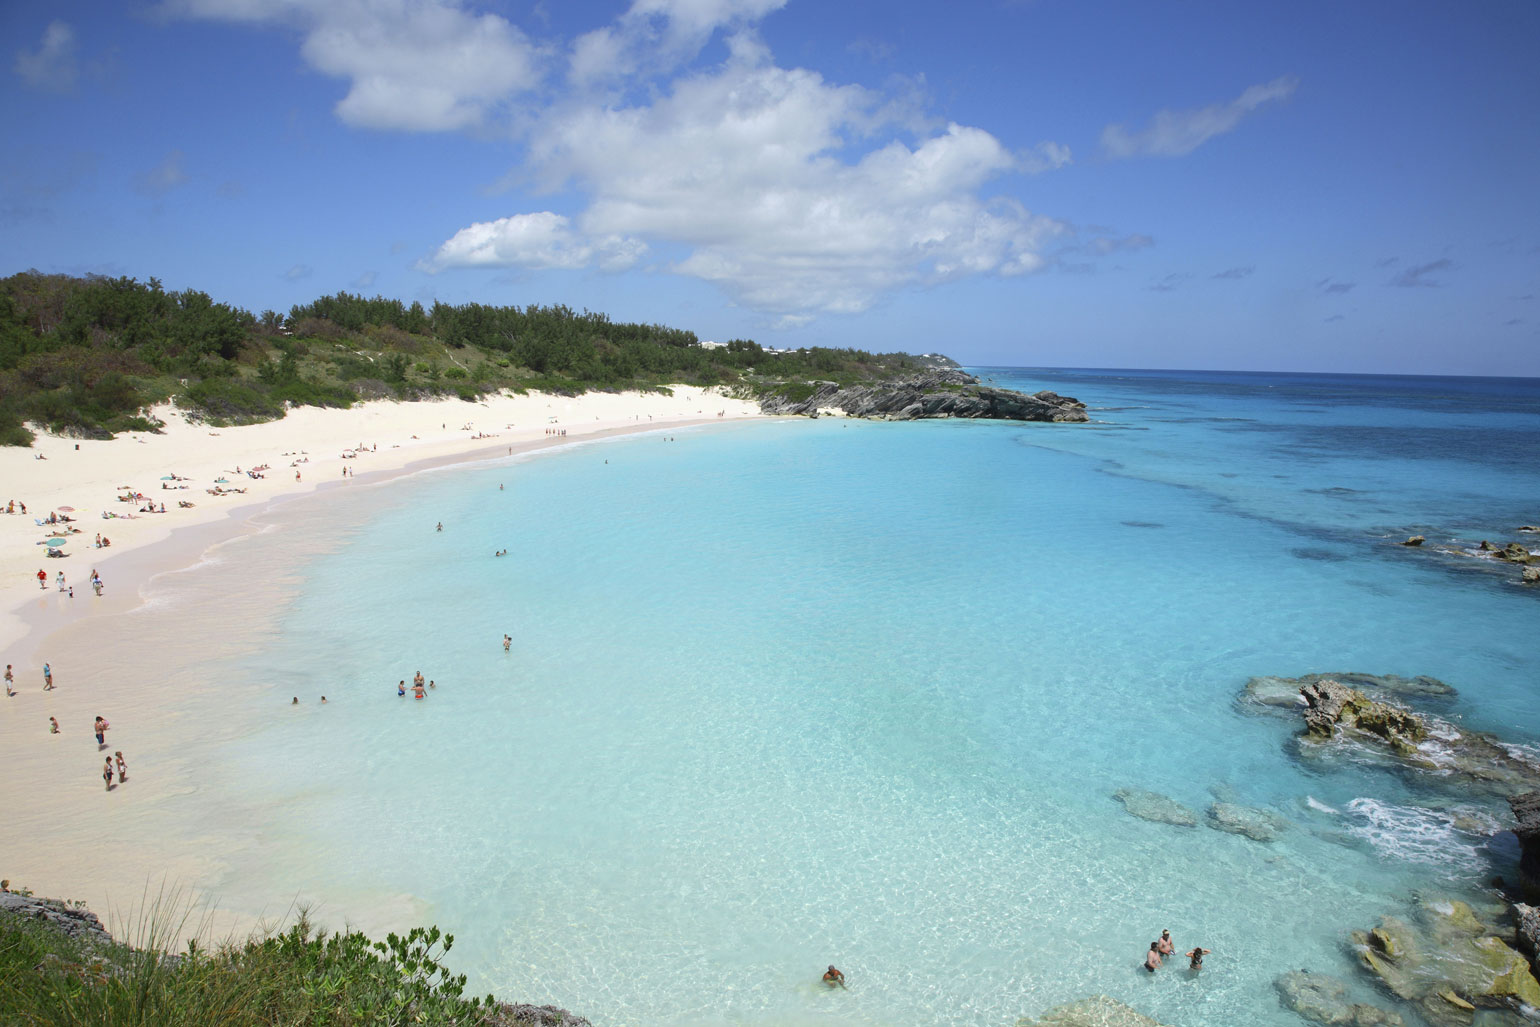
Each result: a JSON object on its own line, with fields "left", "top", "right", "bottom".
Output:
{"left": 0, "top": 388, "right": 764, "bottom": 941}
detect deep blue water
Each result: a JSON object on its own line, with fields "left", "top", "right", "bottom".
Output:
{"left": 161, "top": 367, "right": 1540, "bottom": 1026}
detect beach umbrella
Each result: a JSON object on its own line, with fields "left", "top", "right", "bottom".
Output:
{"left": 57, "top": 505, "right": 75, "bottom": 512}
{"left": 45, "top": 538, "right": 67, "bottom": 547}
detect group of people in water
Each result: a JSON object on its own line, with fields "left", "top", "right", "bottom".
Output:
{"left": 1144, "top": 929, "right": 1211, "bottom": 973}
{"left": 399, "top": 671, "right": 435, "bottom": 699}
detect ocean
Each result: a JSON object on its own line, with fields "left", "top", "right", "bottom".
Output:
{"left": 151, "top": 367, "right": 1540, "bottom": 1026}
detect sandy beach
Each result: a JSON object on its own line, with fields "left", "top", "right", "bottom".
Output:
{"left": 0, "top": 386, "right": 762, "bottom": 940}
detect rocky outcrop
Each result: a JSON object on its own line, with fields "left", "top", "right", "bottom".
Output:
{"left": 758, "top": 370, "right": 1089, "bottom": 423}
{"left": 487, "top": 1004, "right": 593, "bottom": 1027}
{"left": 1298, "top": 681, "right": 1540, "bottom": 798}
{"left": 1512, "top": 792, "right": 1540, "bottom": 902}
{"left": 1016, "top": 995, "right": 1170, "bottom": 1026}
{"left": 1352, "top": 899, "right": 1540, "bottom": 1022}
{"left": 0, "top": 893, "right": 113, "bottom": 946}
{"left": 1515, "top": 903, "right": 1539, "bottom": 967}
{"left": 1274, "top": 971, "right": 1404, "bottom": 1026}
{"left": 1401, "top": 536, "right": 1426, "bottom": 547}
{"left": 1479, "top": 541, "right": 1535, "bottom": 564}
{"left": 1301, "top": 680, "right": 1428, "bottom": 755}
{"left": 1112, "top": 788, "right": 1198, "bottom": 827}
{"left": 1206, "top": 802, "right": 1289, "bottom": 842}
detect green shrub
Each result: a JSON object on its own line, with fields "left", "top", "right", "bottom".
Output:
{"left": 183, "top": 378, "right": 282, "bottom": 424}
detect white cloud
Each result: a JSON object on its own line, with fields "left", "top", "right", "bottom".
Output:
{"left": 1101, "top": 76, "right": 1297, "bottom": 159}
{"left": 439, "top": 49, "right": 1063, "bottom": 315}
{"left": 134, "top": 150, "right": 189, "bottom": 197}
{"left": 423, "top": 212, "right": 647, "bottom": 272}
{"left": 569, "top": 0, "right": 787, "bottom": 84}
{"left": 164, "top": 0, "right": 541, "bottom": 131}
{"left": 14, "top": 20, "right": 78, "bottom": 92}
{"left": 1019, "top": 140, "right": 1071, "bottom": 174}
{"left": 285, "top": 263, "right": 314, "bottom": 280}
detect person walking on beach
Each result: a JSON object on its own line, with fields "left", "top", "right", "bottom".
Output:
{"left": 4, "top": 664, "right": 13, "bottom": 697}
{"left": 1186, "top": 946, "right": 1211, "bottom": 971}
{"left": 42, "top": 663, "right": 53, "bottom": 690}
{"left": 115, "top": 752, "right": 127, "bottom": 783}
{"left": 1144, "top": 942, "right": 1162, "bottom": 972}
{"left": 37, "top": 568, "right": 47, "bottom": 589}
{"left": 94, "top": 716, "right": 109, "bottom": 748}
{"left": 822, "top": 966, "right": 846, "bottom": 988}
{"left": 103, "top": 757, "right": 115, "bottom": 791}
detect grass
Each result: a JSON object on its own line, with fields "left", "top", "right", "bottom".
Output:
{"left": 0, "top": 889, "right": 541, "bottom": 1027}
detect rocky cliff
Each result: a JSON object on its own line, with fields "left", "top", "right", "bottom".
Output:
{"left": 757, "top": 369, "right": 1088, "bottom": 422}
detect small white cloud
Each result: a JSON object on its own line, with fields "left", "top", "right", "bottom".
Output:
{"left": 1087, "top": 233, "right": 1153, "bottom": 256}
{"left": 284, "top": 264, "right": 313, "bottom": 281}
{"left": 133, "top": 150, "right": 188, "bottom": 197}
{"left": 15, "top": 20, "right": 78, "bottom": 93}
{"left": 421, "top": 212, "right": 646, "bottom": 272}
{"left": 1019, "top": 140, "right": 1071, "bottom": 174}
{"left": 1101, "top": 76, "right": 1297, "bottom": 159}
{"left": 353, "top": 270, "right": 378, "bottom": 289}
{"left": 166, "top": 0, "right": 541, "bottom": 132}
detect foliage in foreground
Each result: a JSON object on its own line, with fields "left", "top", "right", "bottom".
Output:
{"left": 0, "top": 270, "right": 949, "bottom": 444}
{"left": 0, "top": 906, "right": 519, "bottom": 1027}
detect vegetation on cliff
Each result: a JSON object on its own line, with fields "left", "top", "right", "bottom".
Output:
{"left": 0, "top": 270, "right": 947, "bottom": 445}
{"left": 0, "top": 893, "right": 586, "bottom": 1027}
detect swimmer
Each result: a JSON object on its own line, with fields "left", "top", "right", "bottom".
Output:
{"left": 1157, "top": 930, "right": 1173, "bottom": 956}
{"left": 414, "top": 671, "right": 425, "bottom": 687}
{"left": 436, "top": 522, "right": 443, "bottom": 532}
{"left": 398, "top": 681, "right": 406, "bottom": 696}
{"left": 292, "top": 696, "right": 299, "bottom": 704}
{"left": 428, "top": 680, "right": 435, "bottom": 689}
{"left": 1144, "top": 943, "right": 1162, "bottom": 972}
{"left": 321, "top": 696, "right": 327, "bottom": 703}
{"left": 413, "top": 682, "right": 425, "bottom": 699}
{"left": 822, "top": 965, "right": 846, "bottom": 988}
{"left": 1186, "top": 947, "right": 1211, "bottom": 971}
{"left": 503, "top": 634, "right": 511, "bottom": 652}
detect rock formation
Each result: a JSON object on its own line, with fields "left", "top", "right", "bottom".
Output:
{"left": 1274, "top": 971, "right": 1404, "bottom": 1026}
{"left": 1512, "top": 792, "right": 1540, "bottom": 902}
{"left": 1112, "top": 788, "right": 1198, "bottom": 827}
{"left": 0, "top": 893, "right": 113, "bottom": 946}
{"left": 1515, "top": 903, "right": 1539, "bottom": 968}
{"left": 757, "top": 369, "right": 1089, "bottom": 422}
{"left": 1242, "top": 672, "right": 1454, "bottom": 712}
{"left": 1401, "top": 536, "right": 1426, "bottom": 547}
{"left": 1351, "top": 899, "right": 1540, "bottom": 1024}
{"left": 1015, "top": 995, "right": 1170, "bottom": 1026}
{"left": 1298, "top": 681, "right": 1540, "bottom": 798}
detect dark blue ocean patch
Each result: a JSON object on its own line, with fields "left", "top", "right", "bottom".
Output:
{"left": 1122, "top": 520, "right": 1165, "bottom": 529}
{"left": 1292, "top": 547, "right": 1349, "bottom": 562}
{"left": 1305, "top": 487, "right": 1368, "bottom": 499}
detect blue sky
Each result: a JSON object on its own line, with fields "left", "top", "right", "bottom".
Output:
{"left": 3, "top": 0, "right": 1538, "bottom": 375}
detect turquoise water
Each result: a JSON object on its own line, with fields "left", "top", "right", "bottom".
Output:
{"left": 182, "top": 369, "right": 1540, "bottom": 1025}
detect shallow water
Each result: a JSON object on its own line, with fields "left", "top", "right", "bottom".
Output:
{"left": 155, "top": 369, "right": 1540, "bottom": 1025}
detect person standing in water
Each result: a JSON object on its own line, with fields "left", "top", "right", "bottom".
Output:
{"left": 822, "top": 966, "right": 846, "bottom": 988}
{"left": 503, "top": 635, "right": 511, "bottom": 652}
{"left": 1144, "top": 943, "right": 1162, "bottom": 972}
{"left": 1186, "top": 946, "right": 1211, "bottom": 971}
{"left": 1156, "top": 930, "right": 1174, "bottom": 956}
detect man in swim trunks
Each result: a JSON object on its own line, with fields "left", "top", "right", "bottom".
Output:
{"left": 1157, "top": 930, "right": 1174, "bottom": 955}
{"left": 1144, "top": 943, "right": 1162, "bottom": 972}
{"left": 1186, "top": 946, "right": 1211, "bottom": 971}
{"left": 822, "top": 966, "right": 846, "bottom": 988}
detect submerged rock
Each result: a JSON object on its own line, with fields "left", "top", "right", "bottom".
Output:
{"left": 1274, "top": 971, "right": 1404, "bottom": 1026}
{"left": 1112, "top": 788, "right": 1198, "bottom": 827}
{"left": 1351, "top": 900, "right": 1540, "bottom": 1017}
{"left": 1242, "top": 676, "right": 1310, "bottom": 709}
{"left": 1016, "top": 995, "right": 1170, "bottom": 1027}
{"left": 1206, "top": 802, "right": 1289, "bottom": 842}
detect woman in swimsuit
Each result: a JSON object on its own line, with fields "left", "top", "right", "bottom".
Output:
{"left": 1186, "top": 947, "right": 1211, "bottom": 971}
{"left": 115, "top": 752, "right": 127, "bottom": 783}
